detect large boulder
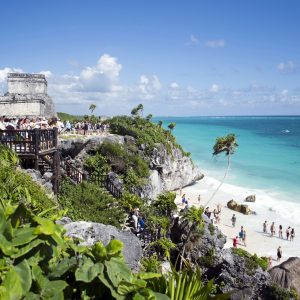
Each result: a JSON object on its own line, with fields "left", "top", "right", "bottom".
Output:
{"left": 269, "top": 257, "right": 300, "bottom": 295}
{"left": 227, "top": 200, "right": 251, "bottom": 215}
{"left": 63, "top": 221, "right": 142, "bottom": 270}
{"left": 245, "top": 194, "right": 256, "bottom": 202}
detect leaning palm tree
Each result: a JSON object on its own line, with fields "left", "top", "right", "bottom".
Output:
{"left": 168, "top": 122, "right": 176, "bottom": 131}
{"left": 178, "top": 206, "right": 204, "bottom": 270}
{"left": 89, "top": 104, "right": 96, "bottom": 114}
{"left": 206, "top": 133, "right": 238, "bottom": 206}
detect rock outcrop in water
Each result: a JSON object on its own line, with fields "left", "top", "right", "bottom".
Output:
{"left": 59, "top": 134, "right": 202, "bottom": 199}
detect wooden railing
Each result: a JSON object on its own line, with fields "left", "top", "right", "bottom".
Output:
{"left": 89, "top": 173, "right": 123, "bottom": 199}
{"left": 0, "top": 128, "right": 57, "bottom": 155}
{"left": 60, "top": 158, "right": 84, "bottom": 184}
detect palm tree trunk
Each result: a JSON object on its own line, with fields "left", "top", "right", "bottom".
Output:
{"left": 205, "top": 154, "right": 231, "bottom": 207}
{"left": 178, "top": 223, "right": 195, "bottom": 270}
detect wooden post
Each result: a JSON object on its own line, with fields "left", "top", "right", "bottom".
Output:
{"left": 52, "top": 128, "right": 60, "bottom": 194}
{"left": 33, "top": 129, "right": 40, "bottom": 170}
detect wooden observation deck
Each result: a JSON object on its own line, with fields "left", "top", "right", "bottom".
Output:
{"left": 0, "top": 128, "right": 60, "bottom": 193}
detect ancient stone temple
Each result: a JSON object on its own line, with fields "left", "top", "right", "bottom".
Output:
{"left": 0, "top": 73, "right": 56, "bottom": 118}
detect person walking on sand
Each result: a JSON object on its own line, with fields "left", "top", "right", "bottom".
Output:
{"left": 277, "top": 246, "right": 282, "bottom": 262}
{"left": 268, "top": 256, "right": 272, "bottom": 269}
{"left": 233, "top": 236, "right": 238, "bottom": 248}
{"left": 290, "top": 228, "right": 295, "bottom": 241}
{"left": 198, "top": 194, "right": 201, "bottom": 204}
{"left": 279, "top": 225, "right": 283, "bottom": 239}
{"left": 242, "top": 229, "right": 247, "bottom": 246}
{"left": 239, "top": 226, "right": 244, "bottom": 242}
{"left": 286, "top": 227, "right": 291, "bottom": 240}
{"left": 270, "top": 222, "right": 275, "bottom": 237}
{"left": 181, "top": 194, "right": 186, "bottom": 205}
{"left": 263, "top": 221, "right": 268, "bottom": 233}
{"left": 231, "top": 214, "right": 236, "bottom": 227}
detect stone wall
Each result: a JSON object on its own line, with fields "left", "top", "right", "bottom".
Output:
{"left": 0, "top": 73, "right": 56, "bottom": 118}
{"left": 8, "top": 73, "right": 47, "bottom": 95}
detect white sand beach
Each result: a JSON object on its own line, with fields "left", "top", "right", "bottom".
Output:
{"left": 175, "top": 175, "right": 300, "bottom": 266}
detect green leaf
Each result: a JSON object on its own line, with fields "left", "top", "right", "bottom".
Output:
{"left": 11, "top": 238, "right": 45, "bottom": 259}
{"left": 106, "top": 239, "right": 123, "bottom": 257}
{"left": 137, "top": 272, "right": 162, "bottom": 280}
{"left": 50, "top": 257, "right": 77, "bottom": 278}
{"left": 15, "top": 260, "right": 32, "bottom": 294}
{"left": 92, "top": 241, "right": 107, "bottom": 261}
{"left": 33, "top": 216, "right": 57, "bottom": 235}
{"left": 0, "top": 234, "right": 18, "bottom": 255}
{"left": 2, "top": 266, "right": 25, "bottom": 300}
{"left": 41, "top": 280, "right": 67, "bottom": 299}
{"left": 105, "top": 257, "right": 132, "bottom": 288}
{"left": 75, "top": 258, "right": 104, "bottom": 283}
{"left": 11, "top": 227, "right": 37, "bottom": 246}
{"left": 98, "top": 272, "right": 125, "bottom": 300}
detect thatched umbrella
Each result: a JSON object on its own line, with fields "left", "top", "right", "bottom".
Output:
{"left": 269, "top": 257, "right": 300, "bottom": 294}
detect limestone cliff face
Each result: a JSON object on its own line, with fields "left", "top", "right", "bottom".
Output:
{"left": 58, "top": 134, "right": 203, "bottom": 199}
{"left": 141, "top": 143, "right": 203, "bottom": 199}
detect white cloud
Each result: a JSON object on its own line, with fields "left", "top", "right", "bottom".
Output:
{"left": 0, "top": 67, "right": 24, "bottom": 94}
{"left": 170, "top": 82, "right": 179, "bottom": 89}
{"left": 277, "top": 61, "right": 297, "bottom": 72}
{"left": 136, "top": 75, "right": 161, "bottom": 99}
{"left": 39, "top": 70, "right": 52, "bottom": 78}
{"left": 281, "top": 89, "right": 288, "bottom": 96}
{"left": 205, "top": 39, "right": 226, "bottom": 48}
{"left": 210, "top": 84, "right": 220, "bottom": 93}
{"left": 190, "top": 34, "right": 199, "bottom": 45}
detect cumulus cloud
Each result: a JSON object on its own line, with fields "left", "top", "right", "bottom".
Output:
{"left": 189, "top": 34, "right": 199, "bottom": 45}
{"left": 135, "top": 75, "right": 162, "bottom": 100}
{"left": 277, "top": 61, "right": 297, "bottom": 73}
{"left": 210, "top": 84, "right": 220, "bottom": 93}
{"left": 205, "top": 39, "right": 226, "bottom": 48}
{"left": 170, "top": 82, "right": 179, "bottom": 89}
{"left": 0, "top": 67, "right": 24, "bottom": 93}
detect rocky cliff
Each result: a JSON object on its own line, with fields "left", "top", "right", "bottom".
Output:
{"left": 58, "top": 134, "right": 203, "bottom": 199}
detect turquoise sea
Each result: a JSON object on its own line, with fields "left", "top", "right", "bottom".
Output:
{"left": 156, "top": 116, "right": 300, "bottom": 204}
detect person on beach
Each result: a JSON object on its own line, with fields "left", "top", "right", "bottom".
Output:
{"left": 204, "top": 207, "right": 211, "bottom": 219}
{"left": 268, "top": 256, "right": 272, "bottom": 269}
{"left": 277, "top": 246, "right": 282, "bottom": 262}
{"left": 231, "top": 214, "right": 236, "bottom": 227}
{"left": 242, "top": 229, "right": 247, "bottom": 246}
{"left": 290, "top": 228, "right": 295, "bottom": 241}
{"left": 198, "top": 194, "right": 201, "bottom": 203}
{"left": 279, "top": 225, "right": 283, "bottom": 239}
{"left": 239, "top": 226, "right": 244, "bottom": 242}
{"left": 286, "top": 227, "right": 291, "bottom": 240}
{"left": 233, "top": 236, "right": 238, "bottom": 248}
{"left": 181, "top": 194, "right": 187, "bottom": 205}
{"left": 270, "top": 222, "right": 275, "bottom": 237}
{"left": 263, "top": 221, "right": 268, "bottom": 233}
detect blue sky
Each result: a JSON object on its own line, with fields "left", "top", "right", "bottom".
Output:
{"left": 1, "top": 0, "right": 300, "bottom": 116}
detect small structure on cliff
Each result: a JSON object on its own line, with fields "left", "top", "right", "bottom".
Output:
{"left": 0, "top": 73, "right": 56, "bottom": 118}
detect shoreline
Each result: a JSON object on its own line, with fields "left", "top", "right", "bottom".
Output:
{"left": 175, "top": 172, "right": 300, "bottom": 266}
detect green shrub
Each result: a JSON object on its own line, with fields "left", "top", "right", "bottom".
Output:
{"left": 152, "top": 192, "right": 177, "bottom": 216}
{"left": 265, "top": 284, "right": 299, "bottom": 300}
{"left": 120, "top": 191, "right": 143, "bottom": 211}
{"left": 198, "top": 249, "right": 216, "bottom": 268}
{"left": 208, "top": 223, "right": 215, "bottom": 236}
{"left": 84, "top": 153, "right": 110, "bottom": 175}
{"left": 58, "top": 179, "right": 125, "bottom": 227}
{"left": 0, "top": 146, "right": 56, "bottom": 216}
{"left": 141, "top": 254, "right": 162, "bottom": 273}
{"left": 232, "top": 248, "right": 268, "bottom": 275}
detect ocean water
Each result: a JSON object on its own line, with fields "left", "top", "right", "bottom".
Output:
{"left": 155, "top": 116, "right": 300, "bottom": 223}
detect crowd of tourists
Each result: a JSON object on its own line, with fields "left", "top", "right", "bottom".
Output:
{"left": 0, "top": 116, "right": 109, "bottom": 135}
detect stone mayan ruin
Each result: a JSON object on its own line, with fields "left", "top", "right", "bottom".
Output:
{"left": 0, "top": 73, "right": 56, "bottom": 118}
